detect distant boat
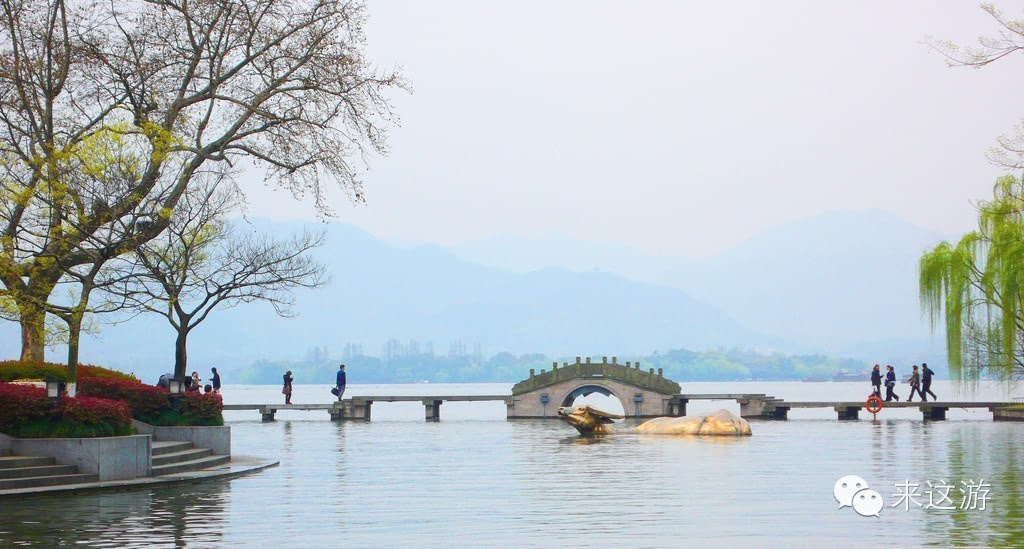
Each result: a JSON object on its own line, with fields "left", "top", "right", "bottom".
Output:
{"left": 832, "top": 370, "right": 870, "bottom": 382}
{"left": 802, "top": 376, "right": 829, "bottom": 382}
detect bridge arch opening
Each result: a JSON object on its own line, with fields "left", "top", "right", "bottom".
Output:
{"left": 561, "top": 384, "right": 626, "bottom": 417}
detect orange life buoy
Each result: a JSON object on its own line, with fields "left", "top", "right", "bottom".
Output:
{"left": 865, "top": 396, "right": 883, "bottom": 414}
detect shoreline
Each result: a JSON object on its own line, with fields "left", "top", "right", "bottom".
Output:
{"left": 0, "top": 455, "right": 278, "bottom": 499}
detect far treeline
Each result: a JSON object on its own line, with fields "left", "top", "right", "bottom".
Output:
{"left": 238, "top": 348, "right": 874, "bottom": 385}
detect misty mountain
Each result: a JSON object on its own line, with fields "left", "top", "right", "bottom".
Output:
{"left": 0, "top": 210, "right": 953, "bottom": 381}
{"left": 680, "top": 209, "right": 949, "bottom": 350}
{"left": 454, "top": 209, "right": 951, "bottom": 353}
{"left": 0, "top": 219, "right": 763, "bottom": 380}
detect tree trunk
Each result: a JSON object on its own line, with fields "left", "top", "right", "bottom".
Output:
{"left": 15, "top": 271, "right": 59, "bottom": 363}
{"left": 174, "top": 329, "right": 188, "bottom": 379}
{"left": 66, "top": 282, "right": 94, "bottom": 385}
{"left": 19, "top": 300, "right": 46, "bottom": 362}
{"left": 66, "top": 313, "right": 82, "bottom": 383}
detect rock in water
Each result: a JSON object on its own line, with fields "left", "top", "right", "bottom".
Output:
{"left": 631, "top": 409, "right": 752, "bottom": 436}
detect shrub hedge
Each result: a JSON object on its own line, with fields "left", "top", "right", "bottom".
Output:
{"left": 0, "top": 361, "right": 139, "bottom": 383}
{"left": 78, "top": 377, "right": 170, "bottom": 418}
{"left": 184, "top": 393, "right": 224, "bottom": 426}
{"left": 79, "top": 377, "right": 223, "bottom": 426}
{"left": 0, "top": 382, "right": 132, "bottom": 438}
{"left": 0, "top": 382, "right": 50, "bottom": 432}
{"left": 59, "top": 396, "right": 132, "bottom": 432}
{"left": 0, "top": 360, "right": 224, "bottom": 432}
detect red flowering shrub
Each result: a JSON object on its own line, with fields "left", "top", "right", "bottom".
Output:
{"left": 78, "top": 377, "right": 169, "bottom": 418}
{"left": 0, "top": 382, "right": 50, "bottom": 431}
{"left": 59, "top": 396, "right": 131, "bottom": 430}
{"left": 0, "top": 361, "right": 138, "bottom": 382}
{"left": 0, "top": 382, "right": 131, "bottom": 437}
{"left": 184, "top": 393, "right": 224, "bottom": 426}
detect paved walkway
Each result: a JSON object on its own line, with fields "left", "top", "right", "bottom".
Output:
{"left": 0, "top": 455, "right": 278, "bottom": 499}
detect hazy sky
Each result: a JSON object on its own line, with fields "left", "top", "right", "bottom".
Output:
{"left": 239, "top": 1, "right": 1024, "bottom": 257}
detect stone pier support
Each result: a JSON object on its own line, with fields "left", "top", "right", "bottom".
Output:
{"left": 329, "top": 399, "right": 372, "bottom": 421}
{"left": 921, "top": 406, "right": 948, "bottom": 421}
{"left": 260, "top": 407, "right": 276, "bottom": 422}
{"left": 835, "top": 406, "right": 860, "bottom": 420}
{"left": 739, "top": 398, "right": 789, "bottom": 420}
{"left": 669, "top": 397, "right": 688, "bottom": 417}
{"left": 424, "top": 399, "right": 442, "bottom": 422}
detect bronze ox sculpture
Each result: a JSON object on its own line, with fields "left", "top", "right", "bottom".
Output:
{"left": 557, "top": 405, "right": 752, "bottom": 436}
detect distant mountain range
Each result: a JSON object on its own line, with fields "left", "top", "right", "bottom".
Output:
{"left": 0, "top": 209, "right": 954, "bottom": 381}
{"left": 453, "top": 209, "right": 952, "bottom": 356}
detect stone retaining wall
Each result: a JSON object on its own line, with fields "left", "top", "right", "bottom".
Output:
{"left": 0, "top": 432, "right": 151, "bottom": 481}
{"left": 132, "top": 421, "right": 231, "bottom": 456}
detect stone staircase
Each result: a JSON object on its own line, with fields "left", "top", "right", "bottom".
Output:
{"left": 0, "top": 449, "right": 98, "bottom": 490}
{"left": 151, "top": 441, "right": 229, "bottom": 476}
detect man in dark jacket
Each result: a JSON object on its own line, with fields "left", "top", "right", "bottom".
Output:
{"left": 884, "top": 365, "right": 900, "bottom": 402}
{"left": 921, "top": 363, "right": 937, "bottom": 402}
{"left": 336, "top": 364, "right": 347, "bottom": 401}
{"left": 210, "top": 367, "right": 221, "bottom": 395}
{"left": 870, "top": 364, "right": 882, "bottom": 397}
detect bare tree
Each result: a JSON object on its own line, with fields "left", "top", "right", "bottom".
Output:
{"left": 120, "top": 183, "right": 328, "bottom": 377}
{"left": 46, "top": 254, "right": 140, "bottom": 383}
{"left": 925, "top": 4, "right": 1024, "bottom": 169}
{"left": 0, "top": 0, "right": 403, "bottom": 362}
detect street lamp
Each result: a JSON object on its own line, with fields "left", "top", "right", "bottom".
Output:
{"left": 167, "top": 377, "right": 185, "bottom": 413}
{"left": 45, "top": 379, "right": 62, "bottom": 401}
{"left": 167, "top": 377, "right": 183, "bottom": 395}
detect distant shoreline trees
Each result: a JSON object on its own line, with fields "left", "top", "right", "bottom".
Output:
{"left": 238, "top": 347, "right": 868, "bottom": 384}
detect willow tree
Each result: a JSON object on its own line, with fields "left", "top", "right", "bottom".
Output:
{"left": 920, "top": 5, "right": 1024, "bottom": 382}
{"left": 0, "top": 0, "right": 402, "bottom": 364}
{"left": 920, "top": 175, "right": 1024, "bottom": 381}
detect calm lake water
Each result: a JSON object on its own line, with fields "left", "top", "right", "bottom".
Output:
{"left": 2, "top": 381, "right": 1023, "bottom": 547}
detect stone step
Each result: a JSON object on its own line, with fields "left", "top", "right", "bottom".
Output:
{"left": 0, "top": 456, "right": 54, "bottom": 469}
{"left": 152, "top": 454, "right": 229, "bottom": 476}
{"left": 151, "top": 441, "right": 193, "bottom": 456}
{"left": 0, "top": 473, "right": 98, "bottom": 490}
{"left": 0, "top": 464, "right": 79, "bottom": 479}
{"left": 152, "top": 448, "right": 212, "bottom": 467}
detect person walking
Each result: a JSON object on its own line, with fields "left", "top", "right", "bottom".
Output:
{"left": 335, "top": 364, "right": 347, "bottom": 401}
{"left": 211, "top": 367, "right": 221, "bottom": 395}
{"left": 907, "top": 365, "right": 925, "bottom": 402}
{"left": 282, "top": 371, "right": 293, "bottom": 405}
{"left": 870, "top": 364, "right": 882, "bottom": 397}
{"left": 921, "top": 362, "right": 937, "bottom": 401}
{"left": 884, "top": 365, "right": 900, "bottom": 402}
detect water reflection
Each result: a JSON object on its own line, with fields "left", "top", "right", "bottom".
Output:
{"left": 0, "top": 481, "right": 230, "bottom": 547}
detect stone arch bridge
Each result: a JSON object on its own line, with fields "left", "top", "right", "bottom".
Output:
{"left": 506, "top": 356, "right": 683, "bottom": 419}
